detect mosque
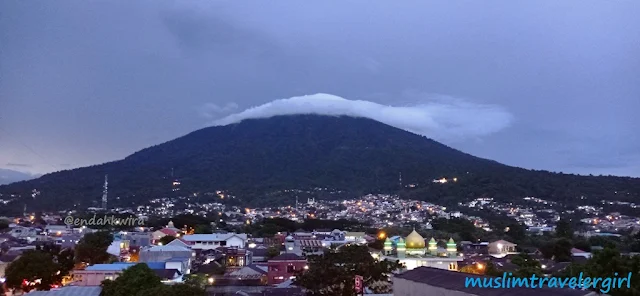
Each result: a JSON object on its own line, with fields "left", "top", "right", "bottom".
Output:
{"left": 373, "top": 229, "right": 463, "bottom": 271}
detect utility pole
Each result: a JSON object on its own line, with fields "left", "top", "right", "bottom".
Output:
{"left": 102, "top": 174, "right": 108, "bottom": 209}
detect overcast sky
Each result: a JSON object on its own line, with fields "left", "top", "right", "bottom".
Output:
{"left": 1, "top": 1, "right": 639, "bottom": 177}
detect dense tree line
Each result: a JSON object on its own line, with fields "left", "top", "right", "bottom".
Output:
{"left": 294, "top": 245, "right": 402, "bottom": 296}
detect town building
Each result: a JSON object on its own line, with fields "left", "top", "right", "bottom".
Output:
{"left": 376, "top": 230, "right": 463, "bottom": 271}
{"left": 267, "top": 253, "right": 308, "bottom": 285}
{"left": 182, "top": 233, "right": 247, "bottom": 250}
{"left": 487, "top": 239, "right": 518, "bottom": 257}
{"left": 138, "top": 244, "right": 194, "bottom": 274}
{"left": 72, "top": 262, "right": 183, "bottom": 286}
{"left": 151, "top": 221, "right": 180, "bottom": 242}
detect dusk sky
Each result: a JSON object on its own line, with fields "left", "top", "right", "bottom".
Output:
{"left": 1, "top": 1, "right": 639, "bottom": 177}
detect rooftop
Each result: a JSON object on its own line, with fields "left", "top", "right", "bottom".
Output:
{"left": 269, "top": 253, "right": 306, "bottom": 261}
{"left": 25, "top": 286, "right": 102, "bottom": 296}
{"left": 84, "top": 263, "right": 135, "bottom": 271}
{"left": 182, "top": 233, "right": 248, "bottom": 242}
{"left": 395, "top": 267, "right": 594, "bottom": 296}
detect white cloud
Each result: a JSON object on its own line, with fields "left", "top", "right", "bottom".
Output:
{"left": 200, "top": 102, "right": 239, "bottom": 119}
{"left": 212, "top": 93, "right": 513, "bottom": 142}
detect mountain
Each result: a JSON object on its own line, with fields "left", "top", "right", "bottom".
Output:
{"left": 1, "top": 115, "right": 639, "bottom": 212}
{"left": 0, "top": 169, "right": 38, "bottom": 185}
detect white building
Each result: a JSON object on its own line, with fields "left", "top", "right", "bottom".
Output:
{"left": 376, "top": 230, "right": 463, "bottom": 272}
{"left": 182, "top": 233, "right": 247, "bottom": 250}
{"left": 487, "top": 239, "right": 517, "bottom": 257}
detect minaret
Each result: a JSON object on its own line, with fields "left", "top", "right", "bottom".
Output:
{"left": 23, "top": 204, "right": 27, "bottom": 217}
{"left": 428, "top": 237, "right": 437, "bottom": 255}
{"left": 383, "top": 237, "right": 393, "bottom": 255}
{"left": 101, "top": 174, "right": 108, "bottom": 209}
{"left": 397, "top": 238, "right": 406, "bottom": 258}
{"left": 399, "top": 172, "right": 403, "bottom": 189}
{"left": 446, "top": 238, "right": 457, "bottom": 257}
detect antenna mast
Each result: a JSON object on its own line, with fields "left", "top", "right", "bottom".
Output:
{"left": 102, "top": 174, "right": 108, "bottom": 209}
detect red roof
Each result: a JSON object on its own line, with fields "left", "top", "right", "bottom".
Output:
{"left": 159, "top": 228, "right": 178, "bottom": 236}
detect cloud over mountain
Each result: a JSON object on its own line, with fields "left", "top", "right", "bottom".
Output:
{"left": 212, "top": 93, "right": 513, "bottom": 142}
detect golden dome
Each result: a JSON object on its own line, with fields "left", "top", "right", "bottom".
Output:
{"left": 405, "top": 229, "right": 425, "bottom": 249}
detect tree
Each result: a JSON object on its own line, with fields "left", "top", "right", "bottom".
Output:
{"left": 183, "top": 274, "right": 208, "bottom": 290}
{"left": 484, "top": 261, "right": 502, "bottom": 277}
{"left": 0, "top": 220, "right": 9, "bottom": 230}
{"left": 5, "top": 251, "right": 60, "bottom": 292}
{"left": 158, "top": 235, "right": 176, "bottom": 245}
{"left": 505, "top": 222, "right": 526, "bottom": 242}
{"left": 75, "top": 231, "right": 114, "bottom": 265}
{"left": 194, "top": 224, "right": 213, "bottom": 234}
{"left": 459, "top": 264, "right": 483, "bottom": 275}
{"left": 555, "top": 218, "right": 573, "bottom": 239}
{"left": 101, "top": 264, "right": 161, "bottom": 296}
{"left": 510, "top": 253, "right": 543, "bottom": 277}
{"left": 101, "top": 263, "right": 206, "bottom": 296}
{"left": 559, "top": 247, "right": 640, "bottom": 296}
{"left": 294, "top": 245, "right": 403, "bottom": 296}
{"left": 36, "top": 244, "right": 74, "bottom": 277}
{"left": 266, "top": 246, "right": 280, "bottom": 259}
{"left": 539, "top": 238, "right": 573, "bottom": 262}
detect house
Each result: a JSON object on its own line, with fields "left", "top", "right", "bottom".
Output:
{"left": 218, "top": 246, "right": 253, "bottom": 267}
{"left": 267, "top": 253, "right": 307, "bottom": 285}
{"left": 571, "top": 248, "right": 591, "bottom": 258}
{"left": 138, "top": 244, "right": 194, "bottom": 274}
{"left": 152, "top": 228, "right": 178, "bottom": 242}
{"left": 151, "top": 221, "right": 181, "bottom": 242}
{"left": 56, "top": 233, "right": 83, "bottom": 249}
{"left": 250, "top": 246, "right": 270, "bottom": 262}
{"left": 44, "top": 225, "right": 72, "bottom": 236}
{"left": 121, "top": 232, "right": 152, "bottom": 248}
{"left": 8, "top": 226, "right": 39, "bottom": 241}
{"left": 182, "top": 233, "right": 247, "bottom": 250}
{"left": 393, "top": 267, "right": 599, "bottom": 296}
{"left": 72, "top": 262, "right": 184, "bottom": 286}
{"left": 228, "top": 264, "right": 268, "bottom": 281}
{"left": 72, "top": 263, "right": 134, "bottom": 286}
{"left": 344, "top": 232, "right": 366, "bottom": 244}
{"left": 487, "top": 240, "right": 517, "bottom": 257}
{"left": 284, "top": 237, "right": 325, "bottom": 257}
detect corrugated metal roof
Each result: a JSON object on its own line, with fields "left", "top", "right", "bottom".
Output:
{"left": 26, "top": 286, "right": 101, "bottom": 296}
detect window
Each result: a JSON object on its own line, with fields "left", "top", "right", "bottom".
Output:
{"left": 105, "top": 275, "right": 114, "bottom": 280}
{"left": 286, "top": 265, "right": 295, "bottom": 273}
{"left": 448, "top": 263, "right": 457, "bottom": 270}
{"left": 220, "top": 241, "right": 227, "bottom": 246}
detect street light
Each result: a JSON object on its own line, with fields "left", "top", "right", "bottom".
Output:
{"left": 208, "top": 277, "right": 214, "bottom": 284}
